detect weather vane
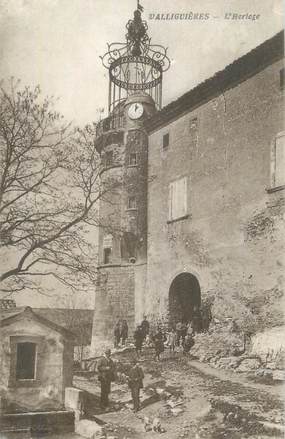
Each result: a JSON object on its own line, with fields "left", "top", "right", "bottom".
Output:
{"left": 137, "top": 0, "right": 144, "bottom": 12}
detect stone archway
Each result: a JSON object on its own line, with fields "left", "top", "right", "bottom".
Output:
{"left": 168, "top": 272, "right": 201, "bottom": 327}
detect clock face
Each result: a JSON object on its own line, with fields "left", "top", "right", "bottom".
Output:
{"left": 128, "top": 102, "right": 144, "bottom": 120}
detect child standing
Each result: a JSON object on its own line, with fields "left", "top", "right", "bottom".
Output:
{"left": 167, "top": 328, "right": 177, "bottom": 354}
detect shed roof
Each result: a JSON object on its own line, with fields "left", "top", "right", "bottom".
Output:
{"left": 0, "top": 306, "right": 76, "bottom": 340}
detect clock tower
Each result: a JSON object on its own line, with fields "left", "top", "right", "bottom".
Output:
{"left": 91, "top": 2, "right": 170, "bottom": 352}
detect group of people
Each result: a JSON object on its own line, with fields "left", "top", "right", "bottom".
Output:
{"left": 133, "top": 316, "right": 196, "bottom": 361}
{"left": 99, "top": 313, "right": 200, "bottom": 413}
{"left": 99, "top": 308, "right": 211, "bottom": 413}
{"left": 97, "top": 348, "right": 144, "bottom": 413}
{"left": 166, "top": 325, "right": 195, "bottom": 355}
{"left": 113, "top": 305, "right": 211, "bottom": 353}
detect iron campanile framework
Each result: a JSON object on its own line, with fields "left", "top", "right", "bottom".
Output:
{"left": 100, "top": 1, "right": 170, "bottom": 113}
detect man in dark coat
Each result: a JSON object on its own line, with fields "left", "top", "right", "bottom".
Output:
{"left": 114, "top": 322, "right": 121, "bottom": 348}
{"left": 153, "top": 328, "right": 166, "bottom": 361}
{"left": 121, "top": 320, "right": 129, "bottom": 345}
{"left": 134, "top": 325, "right": 144, "bottom": 356}
{"left": 97, "top": 349, "right": 116, "bottom": 409}
{"left": 182, "top": 332, "right": 195, "bottom": 355}
{"left": 127, "top": 359, "right": 144, "bottom": 412}
{"left": 141, "top": 315, "right": 150, "bottom": 340}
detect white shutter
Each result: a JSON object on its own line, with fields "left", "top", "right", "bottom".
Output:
{"left": 183, "top": 177, "right": 187, "bottom": 216}
{"left": 168, "top": 182, "right": 173, "bottom": 220}
{"left": 173, "top": 180, "right": 178, "bottom": 218}
{"left": 176, "top": 178, "right": 183, "bottom": 218}
{"left": 103, "top": 234, "right": 113, "bottom": 248}
{"left": 168, "top": 177, "right": 188, "bottom": 220}
{"left": 275, "top": 135, "right": 285, "bottom": 187}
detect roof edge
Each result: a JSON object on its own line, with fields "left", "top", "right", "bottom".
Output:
{"left": 146, "top": 31, "right": 284, "bottom": 133}
{"left": 0, "top": 306, "right": 76, "bottom": 339}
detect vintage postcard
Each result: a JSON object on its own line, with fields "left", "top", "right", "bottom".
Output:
{"left": 0, "top": 0, "right": 284, "bottom": 437}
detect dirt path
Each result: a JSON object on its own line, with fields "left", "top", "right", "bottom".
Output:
{"left": 74, "top": 354, "right": 284, "bottom": 439}
{"left": 189, "top": 359, "right": 284, "bottom": 397}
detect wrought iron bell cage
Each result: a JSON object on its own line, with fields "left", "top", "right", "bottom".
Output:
{"left": 100, "top": 3, "right": 170, "bottom": 116}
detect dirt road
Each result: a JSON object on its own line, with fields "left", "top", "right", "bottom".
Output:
{"left": 74, "top": 351, "right": 284, "bottom": 439}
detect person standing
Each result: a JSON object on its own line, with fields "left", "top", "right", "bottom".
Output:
{"left": 175, "top": 321, "right": 183, "bottom": 346}
{"left": 121, "top": 320, "right": 129, "bottom": 345}
{"left": 167, "top": 328, "right": 177, "bottom": 354}
{"left": 141, "top": 315, "right": 150, "bottom": 340}
{"left": 114, "top": 322, "right": 121, "bottom": 348}
{"left": 180, "top": 321, "right": 187, "bottom": 345}
{"left": 127, "top": 359, "right": 144, "bottom": 412}
{"left": 97, "top": 349, "right": 116, "bottom": 410}
{"left": 182, "top": 332, "right": 195, "bottom": 355}
{"left": 153, "top": 327, "right": 166, "bottom": 361}
{"left": 133, "top": 325, "right": 144, "bottom": 356}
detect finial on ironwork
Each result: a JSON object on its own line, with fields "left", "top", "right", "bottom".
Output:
{"left": 137, "top": 0, "right": 144, "bottom": 12}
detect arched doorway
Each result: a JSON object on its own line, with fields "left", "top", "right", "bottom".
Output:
{"left": 168, "top": 272, "right": 201, "bottom": 326}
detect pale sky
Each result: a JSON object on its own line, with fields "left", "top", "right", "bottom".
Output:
{"left": 0, "top": 0, "right": 283, "bottom": 126}
{"left": 0, "top": 0, "right": 283, "bottom": 308}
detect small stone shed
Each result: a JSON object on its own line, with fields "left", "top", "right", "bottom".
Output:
{"left": 0, "top": 306, "right": 75, "bottom": 412}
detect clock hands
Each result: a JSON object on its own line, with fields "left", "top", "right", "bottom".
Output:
{"left": 128, "top": 102, "right": 143, "bottom": 119}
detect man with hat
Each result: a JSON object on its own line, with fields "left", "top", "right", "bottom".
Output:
{"left": 97, "top": 348, "right": 116, "bottom": 410}
{"left": 141, "top": 315, "right": 150, "bottom": 341}
{"left": 127, "top": 358, "right": 144, "bottom": 412}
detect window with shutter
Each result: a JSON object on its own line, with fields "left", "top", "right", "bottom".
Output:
{"left": 163, "top": 133, "right": 169, "bottom": 149}
{"left": 269, "top": 132, "right": 285, "bottom": 192}
{"left": 129, "top": 153, "right": 137, "bottom": 166}
{"left": 280, "top": 68, "right": 284, "bottom": 90}
{"left": 274, "top": 134, "right": 285, "bottom": 188}
{"left": 127, "top": 196, "right": 137, "bottom": 209}
{"left": 103, "top": 248, "right": 112, "bottom": 264}
{"left": 168, "top": 177, "right": 188, "bottom": 221}
{"left": 105, "top": 151, "right": 113, "bottom": 167}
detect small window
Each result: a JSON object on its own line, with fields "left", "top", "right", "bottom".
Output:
{"left": 127, "top": 196, "right": 137, "bottom": 209}
{"left": 168, "top": 177, "right": 188, "bottom": 221}
{"left": 103, "top": 234, "right": 113, "bottom": 248}
{"left": 103, "top": 248, "right": 112, "bottom": 264}
{"left": 129, "top": 153, "right": 137, "bottom": 166}
{"left": 189, "top": 117, "right": 198, "bottom": 130}
{"left": 163, "top": 133, "right": 169, "bottom": 149}
{"left": 105, "top": 151, "right": 113, "bottom": 167}
{"left": 280, "top": 68, "right": 284, "bottom": 90}
{"left": 16, "top": 342, "right": 36, "bottom": 380}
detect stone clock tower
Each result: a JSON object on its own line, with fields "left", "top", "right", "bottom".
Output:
{"left": 91, "top": 2, "right": 170, "bottom": 352}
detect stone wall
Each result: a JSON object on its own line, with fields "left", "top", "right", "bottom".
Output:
{"left": 91, "top": 265, "right": 135, "bottom": 352}
{"left": 250, "top": 325, "right": 285, "bottom": 363}
{"left": 146, "top": 58, "right": 284, "bottom": 330}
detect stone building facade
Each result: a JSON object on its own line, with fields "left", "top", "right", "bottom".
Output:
{"left": 145, "top": 31, "right": 284, "bottom": 327}
{"left": 91, "top": 17, "right": 284, "bottom": 349}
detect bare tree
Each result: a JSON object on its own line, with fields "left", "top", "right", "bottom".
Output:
{"left": 0, "top": 79, "right": 121, "bottom": 296}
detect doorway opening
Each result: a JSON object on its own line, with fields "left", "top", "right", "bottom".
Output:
{"left": 168, "top": 272, "right": 201, "bottom": 327}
